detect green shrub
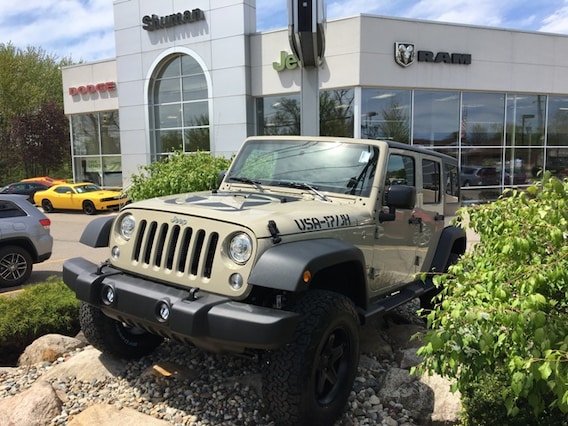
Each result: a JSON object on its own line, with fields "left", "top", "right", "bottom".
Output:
{"left": 126, "top": 150, "right": 232, "bottom": 201}
{"left": 0, "top": 279, "right": 80, "bottom": 365}
{"left": 417, "top": 173, "right": 568, "bottom": 422}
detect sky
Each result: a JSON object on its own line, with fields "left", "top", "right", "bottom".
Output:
{"left": 1, "top": 0, "right": 568, "bottom": 62}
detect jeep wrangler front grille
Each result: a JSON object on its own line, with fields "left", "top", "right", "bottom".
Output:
{"left": 132, "top": 219, "right": 219, "bottom": 278}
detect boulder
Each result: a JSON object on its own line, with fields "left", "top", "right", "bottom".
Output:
{"left": 67, "top": 404, "right": 170, "bottom": 426}
{"left": 377, "top": 367, "right": 434, "bottom": 424}
{"left": 0, "top": 380, "right": 62, "bottom": 426}
{"left": 18, "top": 334, "right": 87, "bottom": 366}
{"left": 421, "top": 373, "right": 462, "bottom": 425}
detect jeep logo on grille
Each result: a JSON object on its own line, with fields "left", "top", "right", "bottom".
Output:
{"left": 171, "top": 216, "right": 187, "bottom": 226}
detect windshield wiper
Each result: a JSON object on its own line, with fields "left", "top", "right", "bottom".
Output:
{"left": 228, "top": 176, "right": 265, "bottom": 192}
{"left": 277, "top": 182, "right": 331, "bottom": 202}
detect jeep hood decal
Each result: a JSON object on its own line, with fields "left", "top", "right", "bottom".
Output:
{"left": 125, "top": 191, "right": 369, "bottom": 238}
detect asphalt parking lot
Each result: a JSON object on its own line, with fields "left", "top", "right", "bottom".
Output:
{"left": 1, "top": 210, "right": 117, "bottom": 293}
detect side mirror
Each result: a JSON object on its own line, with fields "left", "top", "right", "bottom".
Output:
{"left": 379, "top": 185, "right": 416, "bottom": 223}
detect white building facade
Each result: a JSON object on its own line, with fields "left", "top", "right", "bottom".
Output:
{"left": 61, "top": 0, "right": 568, "bottom": 202}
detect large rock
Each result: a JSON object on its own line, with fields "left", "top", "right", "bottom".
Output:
{"left": 41, "top": 347, "right": 128, "bottom": 382}
{"left": 0, "top": 380, "right": 62, "bottom": 426}
{"left": 421, "top": 373, "right": 461, "bottom": 425}
{"left": 67, "top": 404, "right": 171, "bottom": 426}
{"left": 377, "top": 367, "right": 435, "bottom": 424}
{"left": 18, "top": 334, "right": 87, "bottom": 366}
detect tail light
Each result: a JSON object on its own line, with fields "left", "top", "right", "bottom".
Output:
{"left": 39, "top": 218, "right": 51, "bottom": 229}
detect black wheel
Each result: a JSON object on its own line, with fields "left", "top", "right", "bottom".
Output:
{"left": 79, "top": 302, "right": 164, "bottom": 359}
{"left": 263, "top": 290, "right": 360, "bottom": 426}
{"left": 41, "top": 199, "right": 54, "bottom": 212}
{"left": 82, "top": 200, "right": 96, "bottom": 215}
{"left": 0, "top": 245, "right": 33, "bottom": 287}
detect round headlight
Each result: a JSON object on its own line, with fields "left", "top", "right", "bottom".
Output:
{"left": 119, "top": 214, "right": 136, "bottom": 240}
{"left": 228, "top": 233, "right": 253, "bottom": 264}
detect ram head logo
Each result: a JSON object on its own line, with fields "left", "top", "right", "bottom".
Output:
{"left": 395, "top": 42, "right": 415, "bottom": 67}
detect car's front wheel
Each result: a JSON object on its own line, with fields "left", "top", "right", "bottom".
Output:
{"left": 82, "top": 201, "right": 96, "bottom": 215}
{"left": 263, "top": 290, "right": 360, "bottom": 426}
{"left": 0, "top": 245, "right": 33, "bottom": 287}
{"left": 79, "top": 302, "right": 164, "bottom": 359}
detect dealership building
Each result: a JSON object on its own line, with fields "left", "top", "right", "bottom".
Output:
{"left": 61, "top": 0, "right": 568, "bottom": 201}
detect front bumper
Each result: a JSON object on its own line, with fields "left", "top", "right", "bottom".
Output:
{"left": 63, "top": 257, "right": 299, "bottom": 353}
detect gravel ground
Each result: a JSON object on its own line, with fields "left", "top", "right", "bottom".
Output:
{"left": 0, "top": 303, "right": 424, "bottom": 426}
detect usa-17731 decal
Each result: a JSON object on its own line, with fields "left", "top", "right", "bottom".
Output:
{"left": 294, "top": 214, "right": 351, "bottom": 231}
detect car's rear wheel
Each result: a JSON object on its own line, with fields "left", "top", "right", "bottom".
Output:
{"left": 79, "top": 302, "right": 164, "bottom": 359}
{"left": 41, "top": 199, "right": 54, "bottom": 212}
{"left": 263, "top": 290, "right": 360, "bottom": 426}
{"left": 82, "top": 200, "right": 96, "bottom": 215}
{"left": 0, "top": 245, "right": 33, "bottom": 287}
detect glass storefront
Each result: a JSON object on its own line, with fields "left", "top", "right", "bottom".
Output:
{"left": 71, "top": 111, "right": 121, "bottom": 188}
{"left": 256, "top": 89, "right": 568, "bottom": 202}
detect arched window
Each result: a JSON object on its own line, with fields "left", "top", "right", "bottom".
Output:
{"left": 150, "top": 54, "right": 209, "bottom": 159}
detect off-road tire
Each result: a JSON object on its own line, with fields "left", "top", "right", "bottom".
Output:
{"left": 82, "top": 201, "right": 96, "bottom": 215}
{"left": 263, "top": 290, "right": 360, "bottom": 426}
{"left": 0, "top": 245, "right": 33, "bottom": 287}
{"left": 79, "top": 302, "right": 164, "bottom": 359}
{"left": 41, "top": 199, "right": 54, "bottom": 213}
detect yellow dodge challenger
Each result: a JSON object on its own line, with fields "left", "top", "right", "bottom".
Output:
{"left": 34, "top": 183, "right": 127, "bottom": 215}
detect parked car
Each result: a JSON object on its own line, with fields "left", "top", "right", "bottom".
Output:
{"left": 460, "top": 166, "right": 499, "bottom": 186}
{"left": 0, "top": 181, "right": 49, "bottom": 203}
{"left": 0, "top": 194, "right": 53, "bottom": 287}
{"left": 33, "top": 182, "right": 127, "bottom": 215}
{"left": 21, "top": 176, "right": 67, "bottom": 186}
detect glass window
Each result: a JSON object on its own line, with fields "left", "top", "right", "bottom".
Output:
{"left": 256, "top": 94, "right": 301, "bottom": 135}
{"left": 413, "top": 91, "right": 460, "bottom": 147}
{"left": 386, "top": 155, "right": 415, "bottom": 186}
{"left": 461, "top": 147, "right": 503, "bottom": 203}
{"left": 72, "top": 114, "right": 99, "bottom": 155}
{"left": 546, "top": 96, "right": 568, "bottom": 147}
{"left": 461, "top": 92, "right": 505, "bottom": 146}
{"left": 102, "top": 156, "right": 122, "bottom": 188}
{"left": 444, "top": 163, "right": 460, "bottom": 203}
{"left": 361, "top": 89, "right": 411, "bottom": 143}
{"left": 422, "top": 159, "right": 440, "bottom": 204}
{"left": 504, "top": 94, "right": 546, "bottom": 184}
{"left": 74, "top": 157, "right": 102, "bottom": 185}
{"left": 101, "top": 111, "right": 120, "bottom": 155}
{"left": 150, "top": 54, "right": 210, "bottom": 157}
{"left": 546, "top": 148, "right": 568, "bottom": 178}
{"left": 320, "top": 88, "right": 354, "bottom": 137}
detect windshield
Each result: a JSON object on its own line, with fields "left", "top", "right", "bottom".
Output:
{"left": 75, "top": 184, "right": 102, "bottom": 193}
{"left": 228, "top": 139, "right": 380, "bottom": 197}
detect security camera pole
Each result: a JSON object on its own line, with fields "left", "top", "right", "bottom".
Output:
{"left": 288, "top": 0, "right": 326, "bottom": 136}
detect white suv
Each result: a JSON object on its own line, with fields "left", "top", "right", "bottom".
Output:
{"left": 0, "top": 195, "right": 53, "bottom": 287}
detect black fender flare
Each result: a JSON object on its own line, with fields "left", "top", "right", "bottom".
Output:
{"left": 248, "top": 239, "right": 367, "bottom": 293}
{"left": 429, "top": 225, "right": 467, "bottom": 273}
{"left": 79, "top": 216, "right": 115, "bottom": 248}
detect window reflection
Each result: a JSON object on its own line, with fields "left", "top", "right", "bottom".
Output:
{"left": 413, "top": 91, "right": 459, "bottom": 147}
{"left": 461, "top": 93, "right": 504, "bottom": 146}
{"left": 361, "top": 89, "right": 411, "bottom": 142}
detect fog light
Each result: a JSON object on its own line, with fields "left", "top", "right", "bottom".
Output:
{"left": 229, "top": 273, "right": 244, "bottom": 290}
{"left": 111, "top": 246, "right": 120, "bottom": 259}
{"left": 101, "top": 285, "right": 115, "bottom": 305}
{"left": 156, "top": 301, "right": 170, "bottom": 322}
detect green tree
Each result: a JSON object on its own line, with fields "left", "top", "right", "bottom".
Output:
{"left": 0, "top": 43, "right": 72, "bottom": 183}
{"left": 417, "top": 173, "right": 568, "bottom": 423}
{"left": 10, "top": 101, "right": 70, "bottom": 177}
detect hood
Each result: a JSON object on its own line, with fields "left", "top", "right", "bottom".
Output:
{"left": 124, "top": 190, "right": 371, "bottom": 238}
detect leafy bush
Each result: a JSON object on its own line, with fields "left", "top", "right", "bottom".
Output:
{"left": 126, "top": 150, "right": 232, "bottom": 201}
{"left": 417, "top": 173, "right": 568, "bottom": 422}
{"left": 0, "top": 279, "right": 80, "bottom": 365}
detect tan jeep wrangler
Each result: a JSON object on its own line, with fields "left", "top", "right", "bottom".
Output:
{"left": 63, "top": 136, "right": 466, "bottom": 426}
